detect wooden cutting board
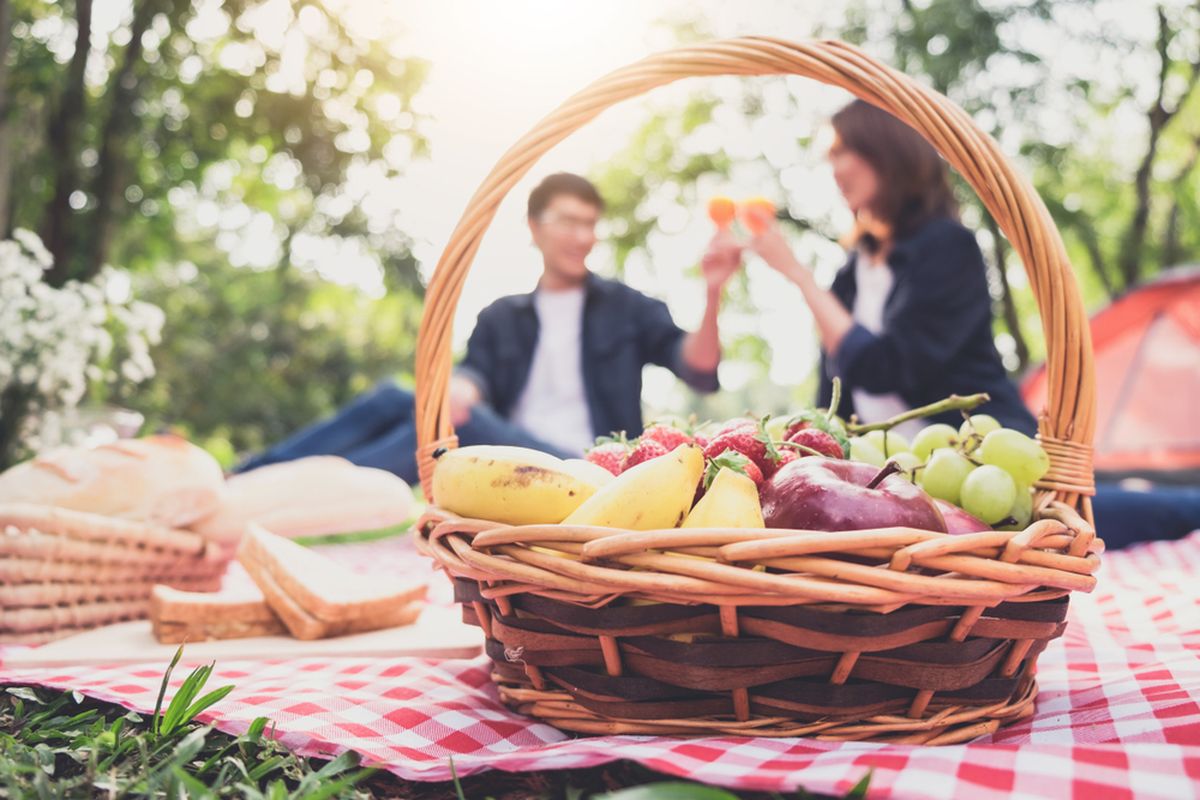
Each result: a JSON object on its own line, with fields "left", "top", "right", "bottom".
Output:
{"left": 4, "top": 605, "right": 483, "bottom": 667}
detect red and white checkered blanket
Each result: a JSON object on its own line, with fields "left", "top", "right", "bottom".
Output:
{"left": 3, "top": 532, "right": 1199, "bottom": 798}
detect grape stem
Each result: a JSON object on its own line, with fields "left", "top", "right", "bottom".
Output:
{"left": 779, "top": 441, "right": 825, "bottom": 458}
{"left": 846, "top": 393, "right": 991, "bottom": 435}
{"left": 827, "top": 377, "right": 842, "bottom": 422}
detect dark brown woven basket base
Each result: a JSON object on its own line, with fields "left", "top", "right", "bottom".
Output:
{"left": 452, "top": 577, "right": 1065, "bottom": 743}
{"left": 492, "top": 672, "right": 1038, "bottom": 743}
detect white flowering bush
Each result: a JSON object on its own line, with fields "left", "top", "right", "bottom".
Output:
{"left": 0, "top": 229, "right": 165, "bottom": 467}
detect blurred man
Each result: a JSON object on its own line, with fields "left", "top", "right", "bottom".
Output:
{"left": 237, "top": 172, "right": 741, "bottom": 482}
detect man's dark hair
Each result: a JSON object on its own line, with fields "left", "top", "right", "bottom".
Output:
{"left": 527, "top": 173, "right": 605, "bottom": 219}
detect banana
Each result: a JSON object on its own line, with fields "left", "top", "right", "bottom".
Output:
{"left": 431, "top": 445, "right": 602, "bottom": 525}
{"left": 562, "top": 444, "right": 704, "bottom": 530}
{"left": 562, "top": 458, "right": 616, "bottom": 487}
{"left": 682, "top": 467, "right": 765, "bottom": 529}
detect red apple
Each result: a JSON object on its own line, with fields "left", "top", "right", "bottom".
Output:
{"left": 934, "top": 499, "right": 992, "bottom": 535}
{"left": 760, "top": 457, "right": 947, "bottom": 532}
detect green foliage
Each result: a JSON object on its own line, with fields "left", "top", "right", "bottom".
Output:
{"left": 591, "top": 0, "right": 1200, "bottom": 406}
{"left": 5, "top": 0, "right": 429, "bottom": 284}
{"left": 152, "top": 646, "right": 234, "bottom": 738}
{"left": 108, "top": 254, "right": 422, "bottom": 464}
{"left": 3, "top": 0, "right": 430, "bottom": 464}
{"left": 0, "top": 670, "right": 376, "bottom": 798}
{"left": 591, "top": 96, "right": 731, "bottom": 274}
{"left": 4, "top": 679, "right": 854, "bottom": 799}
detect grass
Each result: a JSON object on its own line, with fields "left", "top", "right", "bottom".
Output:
{"left": 0, "top": 650, "right": 871, "bottom": 799}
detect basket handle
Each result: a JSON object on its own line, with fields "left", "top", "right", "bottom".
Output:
{"left": 414, "top": 37, "right": 1096, "bottom": 516}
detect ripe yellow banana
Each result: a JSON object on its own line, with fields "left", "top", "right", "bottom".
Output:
{"left": 682, "top": 467, "right": 765, "bottom": 529}
{"left": 562, "top": 444, "right": 704, "bottom": 530}
{"left": 431, "top": 445, "right": 602, "bottom": 525}
{"left": 561, "top": 458, "right": 616, "bottom": 487}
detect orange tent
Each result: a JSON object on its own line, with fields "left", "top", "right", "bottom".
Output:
{"left": 1022, "top": 266, "right": 1200, "bottom": 479}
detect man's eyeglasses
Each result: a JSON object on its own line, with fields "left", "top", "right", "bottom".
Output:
{"left": 538, "top": 211, "right": 599, "bottom": 233}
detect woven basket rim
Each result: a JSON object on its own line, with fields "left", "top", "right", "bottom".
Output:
{"left": 410, "top": 36, "right": 1100, "bottom": 741}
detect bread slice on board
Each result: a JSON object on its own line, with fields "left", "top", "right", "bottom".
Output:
{"left": 237, "top": 524, "right": 425, "bottom": 640}
{"left": 150, "top": 584, "right": 285, "bottom": 644}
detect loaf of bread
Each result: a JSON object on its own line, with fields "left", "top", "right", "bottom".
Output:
{"left": 192, "top": 456, "right": 415, "bottom": 555}
{"left": 0, "top": 435, "right": 224, "bottom": 528}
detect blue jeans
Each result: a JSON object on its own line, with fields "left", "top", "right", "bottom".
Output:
{"left": 1092, "top": 482, "right": 1200, "bottom": 550}
{"left": 235, "top": 381, "right": 574, "bottom": 484}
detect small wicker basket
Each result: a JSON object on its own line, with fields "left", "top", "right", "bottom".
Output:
{"left": 413, "top": 37, "right": 1101, "bottom": 744}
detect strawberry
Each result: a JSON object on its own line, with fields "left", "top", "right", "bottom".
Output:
{"left": 711, "top": 417, "right": 755, "bottom": 437}
{"left": 778, "top": 410, "right": 850, "bottom": 459}
{"left": 783, "top": 418, "right": 811, "bottom": 440}
{"left": 705, "top": 448, "right": 764, "bottom": 487}
{"left": 702, "top": 417, "right": 781, "bottom": 476}
{"left": 625, "top": 438, "right": 669, "bottom": 469}
{"left": 586, "top": 441, "right": 631, "bottom": 475}
{"left": 785, "top": 427, "right": 845, "bottom": 460}
{"left": 774, "top": 449, "right": 800, "bottom": 469}
{"left": 640, "top": 422, "right": 693, "bottom": 451}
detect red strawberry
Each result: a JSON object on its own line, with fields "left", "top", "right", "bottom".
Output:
{"left": 774, "top": 449, "right": 799, "bottom": 469}
{"left": 784, "top": 419, "right": 811, "bottom": 440}
{"left": 785, "top": 428, "right": 845, "bottom": 459}
{"left": 706, "top": 448, "right": 764, "bottom": 486}
{"left": 711, "top": 417, "right": 755, "bottom": 437}
{"left": 586, "top": 441, "right": 630, "bottom": 475}
{"left": 702, "top": 418, "right": 780, "bottom": 476}
{"left": 625, "top": 438, "right": 669, "bottom": 469}
{"left": 640, "top": 423, "right": 693, "bottom": 451}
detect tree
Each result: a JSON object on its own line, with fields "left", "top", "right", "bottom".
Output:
{"left": 2, "top": 0, "right": 432, "bottom": 461}
{"left": 591, "top": 0, "right": 1200, "bottom": 402}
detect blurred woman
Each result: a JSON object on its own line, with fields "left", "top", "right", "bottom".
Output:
{"left": 728, "top": 99, "right": 1036, "bottom": 437}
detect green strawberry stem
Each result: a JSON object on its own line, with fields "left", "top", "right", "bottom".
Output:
{"left": 846, "top": 393, "right": 991, "bottom": 435}
{"left": 755, "top": 415, "right": 784, "bottom": 464}
{"left": 705, "top": 449, "right": 754, "bottom": 489}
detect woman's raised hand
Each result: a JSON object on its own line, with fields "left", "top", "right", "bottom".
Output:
{"left": 745, "top": 208, "right": 806, "bottom": 282}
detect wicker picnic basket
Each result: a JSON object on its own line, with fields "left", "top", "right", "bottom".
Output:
{"left": 413, "top": 37, "right": 1102, "bottom": 744}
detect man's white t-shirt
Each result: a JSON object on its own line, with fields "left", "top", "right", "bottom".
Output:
{"left": 850, "top": 251, "right": 924, "bottom": 439}
{"left": 508, "top": 287, "right": 595, "bottom": 455}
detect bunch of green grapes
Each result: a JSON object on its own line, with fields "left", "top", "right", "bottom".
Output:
{"left": 846, "top": 415, "right": 1049, "bottom": 530}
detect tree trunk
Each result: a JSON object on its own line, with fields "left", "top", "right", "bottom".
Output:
{"left": 87, "top": 0, "right": 156, "bottom": 281}
{"left": 983, "top": 213, "right": 1030, "bottom": 372}
{"left": 1163, "top": 135, "right": 1200, "bottom": 269}
{"left": 1079, "top": 225, "right": 1117, "bottom": 300}
{"left": 0, "top": 385, "right": 31, "bottom": 471}
{"left": 42, "top": 0, "right": 94, "bottom": 286}
{"left": 1119, "top": 5, "right": 1200, "bottom": 290}
{"left": 0, "top": 0, "right": 15, "bottom": 236}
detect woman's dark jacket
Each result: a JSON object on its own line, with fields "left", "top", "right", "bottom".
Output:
{"left": 817, "top": 217, "right": 1037, "bottom": 436}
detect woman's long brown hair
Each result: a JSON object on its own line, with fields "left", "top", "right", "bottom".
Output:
{"left": 831, "top": 99, "right": 959, "bottom": 253}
